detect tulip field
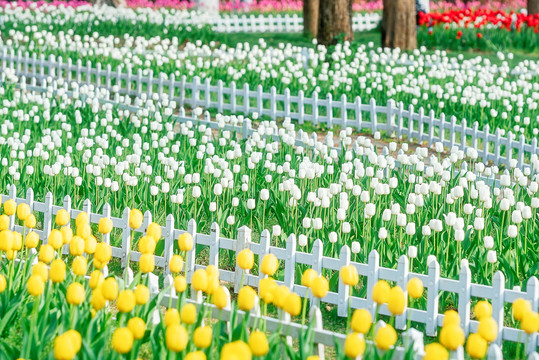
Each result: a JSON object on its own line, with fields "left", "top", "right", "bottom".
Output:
{"left": 1, "top": 0, "right": 539, "bottom": 359}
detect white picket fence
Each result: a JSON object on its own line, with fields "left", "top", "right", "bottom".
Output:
{"left": 1, "top": 173, "right": 538, "bottom": 358}
{"left": 211, "top": 12, "right": 381, "bottom": 33}
{"left": 2, "top": 49, "right": 538, "bottom": 175}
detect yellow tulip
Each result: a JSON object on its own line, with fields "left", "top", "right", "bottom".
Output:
{"left": 193, "top": 326, "right": 212, "bottom": 349}
{"left": 27, "top": 275, "right": 45, "bottom": 296}
{"left": 91, "top": 287, "right": 107, "bottom": 311}
{"left": 478, "top": 317, "right": 498, "bottom": 342}
{"left": 220, "top": 341, "right": 251, "bottom": 360}
{"left": 69, "top": 236, "right": 85, "bottom": 256}
{"left": 102, "top": 277, "right": 118, "bottom": 301}
{"left": 0, "top": 215, "right": 9, "bottom": 230}
{"left": 406, "top": 277, "right": 424, "bottom": 299}
{"left": 75, "top": 212, "right": 88, "bottom": 228}
{"left": 273, "top": 285, "right": 290, "bottom": 309}
{"left": 474, "top": 300, "right": 492, "bottom": 320}
{"left": 66, "top": 283, "right": 85, "bottom": 306}
{"left": 213, "top": 286, "right": 229, "bottom": 309}
{"left": 138, "top": 236, "right": 156, "bottom": 255}
{"left": 466, "top": 333, "right": 488, "bottom": 359}
{"left": 180, "top": 303, "right": 197, "bottom": 325}
{"left": 284, "top": 292, "right": 302, "bottom": 316}
{"left": 237, "top": 248, "right": 254, "bottom": 270}
{"left": 259, "top": 277, "right": 278, "bottom": 304}
{"left": 48, "top": 229, "right": 63, "bottom": 250}
{"left": 84, "top": 235, "right": 97, "bottom": 254}
{"left": 372, "top": 280, "right": 390, "bottom": 304}
{"left": 443, "top": 310, "right": 460, "bottom": 327}
{"left": 112, "top": 327, "right": 133, "bottom": 354}
{"left": 301, "top": 269, "right": 318, "bottom": 288}
{"left": 50, "top": 259, "right": 67, "bottom": 283}
{"left": 440, "top": 324, "right": 465, "bottom": 351}
{"left": 512, "top": 298, "right": 531, "bottom": 321}
{"left": 61, "top": 227, "right": 73, "bottom": 244}
{"left": 174, "top": 275, "right": 187, "bottom": 293}
{"left": 249, "top": 330, "right": 269, "bottom": 356}
{"left": 178, "top": 232, "right": 193, "bottom": 251}
{"left": 127, "top": 317, "right": 146, "bottom": 340}
{"left": 89, "top": 270, "right": 104, "bottom": 290}
{"left": 11, "top": 232, "right": 22, "bottom": 251}
{"left": 0, "top": 230, "right": 13, "bottom": 252}
{"left": 139, "top": 254, "right": 155, "bottom": 273}
{"left": 260, "top": 253, "right": 279, "bottom": 276}
{"left": 238, "top": 286, "right": 257, "bottom": 311}
{"left": 164, "top": 308, "right": 181, "bottom": 327}
{"left": 169, "top": 254, "right": 184, "bottom": 273}
{"left": 147, "top": 222, "right": 162, "bottom": 241}
{"left": 135, "top": 284, "right": 150, "bottom": 305}
{"left": 72, "top": 256, "right": 87, "bottom": 276}
{"left": 32, "top": 262, "right": 48, "bottom": 282}
{"left": 521, "top": 311, "right": 539, "bottom": 334}
{"left": 25, "top": 214, "right": 36, "bottom": 229}
{"left": 166, "top": 324, "right": 188, "bottom": 352}
{"left": 54, "top": 330, "right": 81, "bottom": 360}
{"left": 55, "top": 209, "right": 70, "bottom": 227}
{"left": 310, "top": 276, "right": 329, "bottom": 299}
{"left": 117, "top": 290, "right": 136, "bottom": 313}
{"left": 345, "top": 332, "right": 365, "bottom": 358}
{"left": 387, "top": 286, "right": 406, "bottom": 316}
{"left": 98, "top": 217, "right": 113, "bottom": 234}
{"left": 340, "top": 265, "right": 359, "bottom": 286}
{"left": 192, "top": 268, "right": 208, "bottom": 292}
{"left": 129, "top": 209, "right": 143, "bottom": 229}
{"left": 95, "top": 242, "right": 112, "bottom": 264}
{"left": 423, "top": 343, "right": 448, "bottom": 360}
{"left": 25, "top": 231, "right": 39, "bottom": 248}
{"left": 375, "top": 324, "right": 397, "bottom": 350}
{"left": 0, "top": 275, "right": 6, "bottom": 293}
{"left": 185, "top": 351, "right": 206, "bottom": 360}
{"left": 351, "top": 309, "right": 372, "bottom": 334}
{"left": 3, "top": 199, "right": 16, "bottom": 216}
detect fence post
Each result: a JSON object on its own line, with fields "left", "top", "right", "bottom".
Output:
{"left": 298, "top": 90, "right": 305, "bottom": 125}
{"left": 42, "top": 192, "right": 53, "bottom": 242}
{"left": 209, "top": 222, "right": 220, "bottom": 267}
{"left": 395, "top": 255, "right": 410, "bottom": 330}
{"left": 311, "top": 307, "right": 326, "bottom": 360}
{"left": 386, "top": 99, "right": 394, "bottom": 135}
{"left": 486, "top": 344, "right": 503, "bottom": 360}
{"left": 231, "top": 81, "right": 237, "bottom": 113}
{"left": 370, "top": 98, "right": 377, "bottom": 134}
{"left": 426, "top": 258, "right": 440, "bottom": 336}
{"left": 217, "top": 80, "right": 224, "bottom": 114}
{"left": 7, "top": 185, "right": 17, "bottom": 231}
{"left": 458, "top": 262, "right": 471, "bottom": 336}
{"left": 283, "top": 234, "right": 297, "bottom": 290}
{"left": 417, "top": 107, "right": 425, "bottom": 145}
{"left": 270, "top": 86, "right": 277, "bottom": 120}
{"left": 366, "top": 250, "right": 380, "bottom": 317}
{"left": 185, "top": 219, "right": 197, "bottom": 283}
{"left": 525, "top": 276, "right": 539, "bottom": 353}
{"left": 483, "top": 124, "right": 490, "bottom": 163}
{"left": 340, "top": 94, "right": 347, "bottom": 128}
{"left": 192, "top": 76, "right": 200, "bottom": 109}
{"left": 163, "top": 214, "right": 175, "bottom": 276}
{"left": 257, "top": 229, "right": 271, "bottom": 289}
{"left": 312, "top": 91, "right": 319, "bottom": 126}
{"left": 491, "top": 271, "right": 505, "bottom": 346}
{"left": 337, "top": 245, "right": 351, "bottom": 317}
{"left": 449, "top": 116, "right": 457, "bottom": 150}
{"left": 284, "top": 88, "right": 290, "bottom": 119}
{"left": 506, "top": 131, "right": 513, "bottom": 168}
{"left": 326, "top": 93, "right": 333, "bottom": 128}
{"left": 61, "top": 195, "right": 73, "bottom": 255}
{"left": 427, "top": 110, "right": 435, "bottom": 146}
{"left": 204, "top": 78, "right": 211, "bottom": 108}
{"left": 310, "top": 239, "right": 324, "bottom": 308}
{"left": 234, "top": 226, "right": 252, "bottom": 293}
{"left": 121, "top": 207, "right": 131, "bottom": 269}
{"left": 243, "top": 83, "right": 250, "bottom": 115}
{"left": 397, "top": 101, "right": 404, "bottom": 139}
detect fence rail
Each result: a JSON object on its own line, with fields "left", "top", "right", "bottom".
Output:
{"left": 210, "top": 13, "right": 381, "bottom": 33}
{"left": 1, "top": 48, "right": 538, "bottom": 175}
{"left": 2, "top": 182, "right": 538, "bottom": 355}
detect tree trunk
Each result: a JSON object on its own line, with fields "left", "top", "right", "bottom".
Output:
{"left": 317, "top": 0, "right": 353, "bottom": 46}
{"left": 91, "top": 0, "right": 126, "bottom": 7}
{"left": 304, "top": 0, "right": 319, "bottom": 38}
{"left": 381, "top": 0, "right": 417, "bottom": 50}
{"left": 529, "top": 0, "right": 539, "bottom": 15}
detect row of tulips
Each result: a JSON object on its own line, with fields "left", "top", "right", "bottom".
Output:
{"left": 1, "top": 200, "right": 538, "bottom": 359}
{"left": 418, "top": 9, "right": 539, "bottom": 51}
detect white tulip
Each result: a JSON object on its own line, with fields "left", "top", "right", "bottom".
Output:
{"left": 351, "top": 241, "right": 361, "bottom": 254}
{"left": 408, "top": 246, "right": 418, "bottom": 258}
{"left": 507, "top": 225, "right": 518, "bottom": 238}
{"left": 329, "top": 232, "right": 338, "bottom": 244}
{"left": 247, "top": 199, "right": 255, "bottom": 210}
{"left": 487, "top": 250, "right": 497, "bottom": 263}
{"left": 483, "top": 236, "right": 494, "bottom": 249}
